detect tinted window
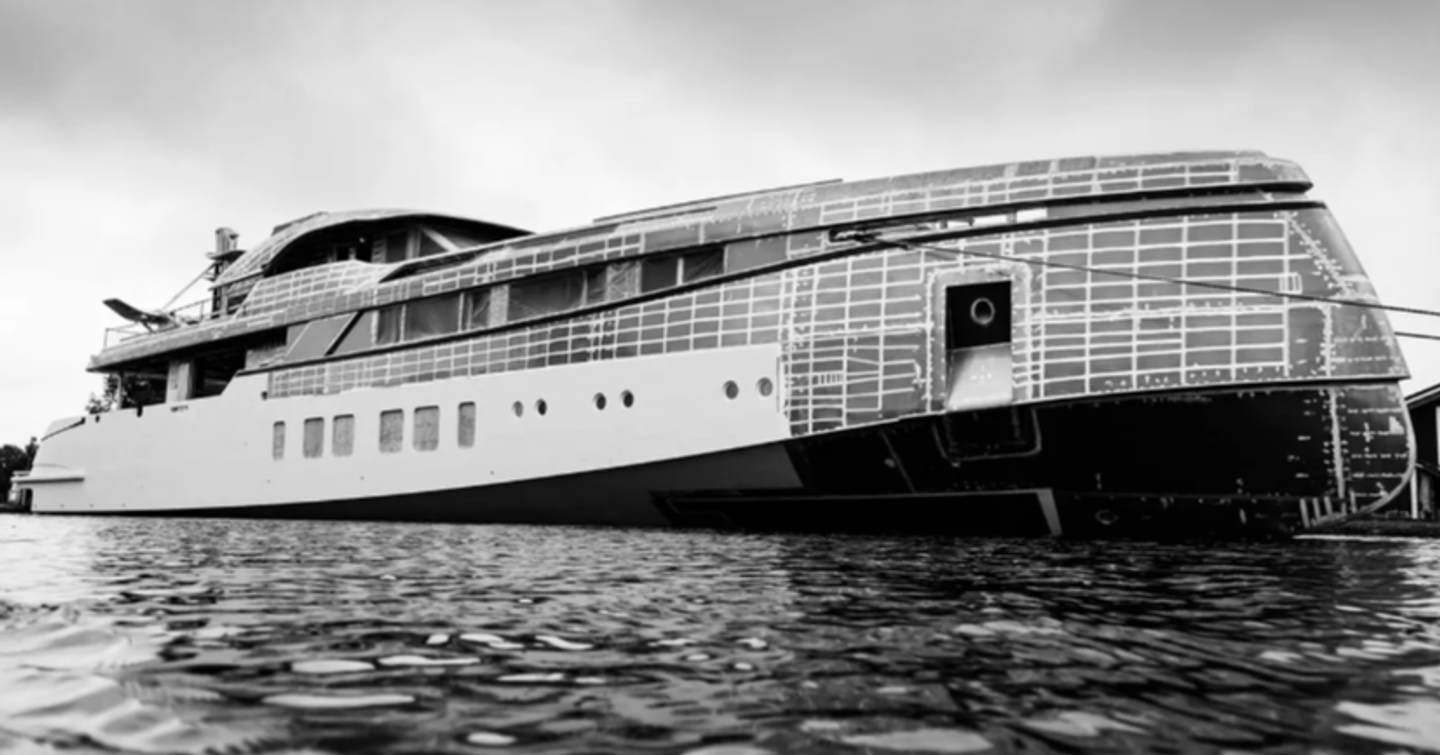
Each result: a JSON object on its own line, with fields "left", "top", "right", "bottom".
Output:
{"left": 303, "top": 417, "right": 324, "bottom": 458}
{"left": 509, "top": 272, "right": 584, "bottom": 321}
{"left": 458, "top": 402, "right": 476, "bottom": 448}
{"left": 585, "top": 266, "right": 608, "bottom": 305}
{"left": 383, "top": 231, "right": 410, "bottom": 263}
{"left": 379, "top": 409, "right": 403, "bottom": 453}
{"left": 376, "top": 306, "right": 403, "bottom": 345}
{"left": 333, "top": 414, "right": 355, "bottom": 457}
{"left": 414, "top": 406, "right": 440, "bottom": 451}
{"left": 333, "top": 311, "right": 376, "bottom": 354}
{"left": 641, "top": 256, "right": 679, "bottom": 293}
{"left": 464, "top": 289, "right": 491, "bottom": 330}
{"left": 272, "top": 421, "right": 285, "bottom": 460}
{"left": 681, "top": 248, "right": 723, "bottom": 283}
{"left": 404, "top": 294, "right": 461, "bottom": 340}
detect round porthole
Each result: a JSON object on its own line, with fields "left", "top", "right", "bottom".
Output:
{"left": 536, "top": 399, "right": 548, "bottom": 416}
{"left": 723, "top": 380, "right": 739, "bottom": 399}
{"left": 594, "top": 393, "right": 607, "bottom": 410}
{"left": 970, "top": 296, "right": 997, "bottom": 327}
{"left": 756, "top": 377, "right": 774, "bottom": 397}
{"left": 512, "top": 401, "right": 524, "bottom": 418}
{"left": 621, "top": 390, "right": 635, "bottom": 408}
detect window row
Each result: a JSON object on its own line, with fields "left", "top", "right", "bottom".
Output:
{"left": 357, "top": 247, "right": 731, "bottom": 351}
{"left": 270, "top": 377, "right": 772, "bottom": 459}
{"left": 271, "top": 403, "right": 477, "bottom": 460}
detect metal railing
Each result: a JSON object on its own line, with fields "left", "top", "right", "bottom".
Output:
{"left": 100, "top": 297, "right": 219, "bottom": 350}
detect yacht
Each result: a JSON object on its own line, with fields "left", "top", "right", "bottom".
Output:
{"left": 14, "top": 151, "right": 1414, "bottom": 536}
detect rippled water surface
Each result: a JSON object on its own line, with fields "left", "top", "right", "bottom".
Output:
{"left": 2, "top": 517, "right": 1440, "bottom": 754}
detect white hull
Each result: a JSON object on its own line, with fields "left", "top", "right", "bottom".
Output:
{"left": 27, "top": 345, "right": 801, "bottom": 516}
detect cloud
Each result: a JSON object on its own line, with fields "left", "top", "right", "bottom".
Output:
{"left": 1, "top": 0, "right": 1437, "bottom": 442}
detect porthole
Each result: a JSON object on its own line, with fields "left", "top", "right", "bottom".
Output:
{"left": 536, "top": 399, "right": 548, "bottom": 416}
{"left": 723, "top": 380, "right": 739, "bottom": 399}
{"left": 512, "top": 401, "right": 524, "bottom": 418}
{"left": 594, "top": 393, "right": 607, "bottom": 410}
{"left": 970, "top": 296, "right": 997, "bottom": 327}
{"left": 756, "top": 377, "right": 774, "bottom": 397}
{"left": 621, "top": 390, "right": 635, "bottom": 408}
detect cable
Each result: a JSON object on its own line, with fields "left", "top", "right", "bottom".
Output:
{"left": 852, "top": 231, "right": 1440, "bottom": 321}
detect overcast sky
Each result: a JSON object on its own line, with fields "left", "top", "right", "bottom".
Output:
{"left": 1, "top": 0, "right": 1438, "bottom": 443}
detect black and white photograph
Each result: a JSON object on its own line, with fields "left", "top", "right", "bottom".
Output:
{"left": 2, "top": 1, "right": 1439, "bottom": 752}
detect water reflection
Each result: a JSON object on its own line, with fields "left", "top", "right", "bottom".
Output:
{"left": 2, "top": 516, "right": 1439, "bottom": 753}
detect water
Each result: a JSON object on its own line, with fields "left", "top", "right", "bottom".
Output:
{"left": 2, "top": 517, "right": 1439, "bottom": 754}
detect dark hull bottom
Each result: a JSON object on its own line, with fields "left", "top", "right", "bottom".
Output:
{"left": 80, "top": 381, "right": 1413, "bottom": 539}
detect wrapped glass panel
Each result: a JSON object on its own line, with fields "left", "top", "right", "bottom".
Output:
{"left": 284, "top": 314, "right": 352, "bottom": 361}
{"left": 464, "top": 289, "right": 492, "bottom": 330}
{"left": 404, "top": 294, "right": 461, "bottom": 340}
{"left": 681, "top": 248, "right": 724, "bottom": 283}
{"left": 303, "top": 417, "right": 324, "bottom": 458}
{"left": 414, "top": 406, "right": 439, "bottom": 451}
{"left": 333, "top": 414, "right": 355, "bottom": 457}
{"left": 641, "top": 256, "right": 678, "bottom": 292}
{"left": 458, "top": 402, "right": 476, "bottom": 447}
{"left": 376, "top": 306, "right": 403, "bottom": 345}
{"left": 725, "top": 238, "right": 786, "bottom": 273}
{"left": 508, "top": 272, "right": 583, "bottom": 321}
{"left": 334, "top": 311, "right": 377, "bottom": 354}
{"left": 379, "top": 409, "right": 403, "bottom": 453}
{"left": 585, "top": 266, "right": 607, "bottom": 305}
{"left": 607, "top": 261, "right": 640, "bottom": 300}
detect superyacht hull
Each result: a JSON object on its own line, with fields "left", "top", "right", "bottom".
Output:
{"left": 17, "top": 152, "right": 1416, "bottom": 536}
{"left": 25, "top": 348, "right": 1411, "bottom": 537}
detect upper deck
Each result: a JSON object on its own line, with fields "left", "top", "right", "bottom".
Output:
{"left": 91, "top": 150, "right": 1310, "bottom": 375}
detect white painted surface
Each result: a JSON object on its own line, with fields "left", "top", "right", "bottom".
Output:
{"left": 27, "top": 344, "right": 794, "bottom": 514}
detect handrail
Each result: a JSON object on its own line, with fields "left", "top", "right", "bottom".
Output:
{"left": 100, "top": 297, "right": 220, "bottom": 350}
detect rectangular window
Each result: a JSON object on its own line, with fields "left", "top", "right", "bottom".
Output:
{"left": 376, "top": 305, "right": 403, "bottom": 345}
{"left": 383, "top": 231, "right": 410, "bottom": 263}
{"left": 680, "top": 248, "right": 724, "bottom": 283}
{"left": 303, "top": 417, "right": 324, "bottom": 458}
{"left": 379, "top": 409, "right": 404, "bottom": 453}
{"left": 641, "top": 256, "right": 679, "bottom": 293}
{"left": 725, "top": 238, "right": 786, "bottom": 273}
{"left": 458, "top": 402, "right": 476, "bottom": 448}
{"left": 333, "top": 414, "right": 355, "bottom": 457}
{"left": 414, "top": 405, "right": 439, "bottom": 451}
{"left": 584, "top": 266, "right": 608, "bottom": 305}
{"left": 508, "top": 271, "right": 584, "bottom": 321}
{"left": 403, "top": 294, "right": 461, "bottom": 340}
{"left": 272, "top": 421, "right": 285, "bottom": 460}
{"left": 464, "top": 289, "right": 491, "bottom": 330}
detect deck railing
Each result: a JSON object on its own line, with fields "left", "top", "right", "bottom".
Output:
{"left": 100, "top": 297, "right": 220, "bottom": 350}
